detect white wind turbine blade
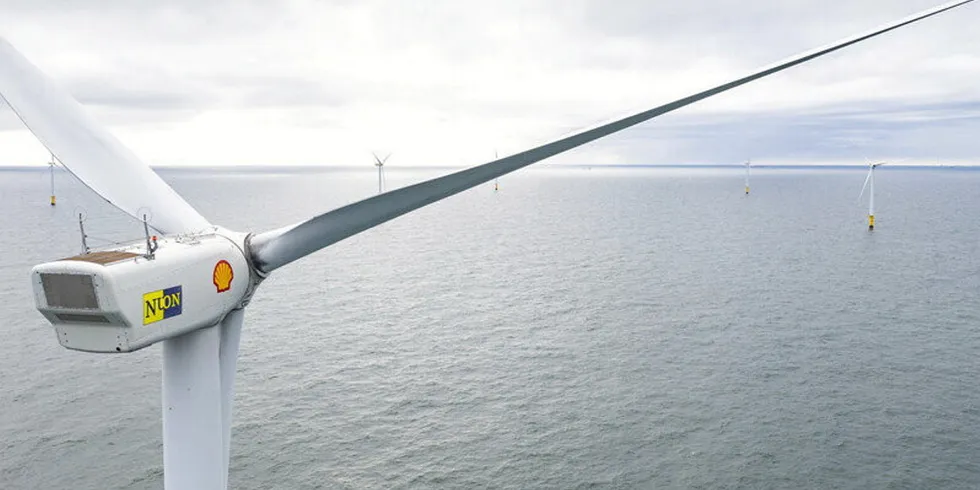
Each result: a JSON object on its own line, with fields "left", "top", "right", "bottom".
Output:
{"left": 0, "top": 38, "right": 210, "bottom": 234}
{"left": 157, "top": 292, "right": 245, "bottom": 490}
{"left": 158, "top": 285, "right": 244, "bottom": 488}
{"left": 162, "top": 326, "right": 225, "bottom": 489}
{"left": 249, "top": 0, "right": 973, "bottom": 273}
{"left": 859, "top": 166, "right": 873, "bottom": 200}
{"left": 217, "top": 309, "right": 245, "bottom": 489}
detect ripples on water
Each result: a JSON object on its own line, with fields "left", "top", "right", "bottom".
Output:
{"left": 1, "top": 166, "right": 979, "bottom": 489}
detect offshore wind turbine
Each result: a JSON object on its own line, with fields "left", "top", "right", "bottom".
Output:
{"left": 48, "top": 152, "right": 57, "bottom": 205}
{"left": 859, "top": 161, "right": 887, "bottom": 230}
{"left": 494, "top": 150, "right": 500, "bottom": 191}
{"left": 372, "top": 152, "right": 390, "bottom": 193}
{"left": 744, "top": 159, "right": 751, "bottom": 195}
{"left": 0, "top": 1, "right": 972, "bottom": 488}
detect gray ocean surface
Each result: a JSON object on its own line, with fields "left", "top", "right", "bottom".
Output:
{"left": 1, "top": 166, "right": 979, "bottom": 489}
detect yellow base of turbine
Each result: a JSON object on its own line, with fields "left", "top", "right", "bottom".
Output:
{"left": 868, "top": 214, "right": 875, "bottom": 230}
{"left": 50, "top": 195, "right": 56, "bottom": 206}
{"left": 745, "top": 186, "right": 750, "bottom": 195}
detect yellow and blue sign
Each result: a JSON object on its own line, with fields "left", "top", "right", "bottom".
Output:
{"left": 143, "top": 285, "right": 182, "bottom": 325}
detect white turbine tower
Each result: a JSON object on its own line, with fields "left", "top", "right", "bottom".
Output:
{"left": 494, "top": 150, "right": 500, "bottom": 191}
{"left": 859, "top": 161, "right": 887, "bottom": 230}
{"left": 48, "top": 152, "right": 57, "bottom": 205}
{"left": 373, "top": 152, "right": 390, "bottom": 193}
{"left": 744, "top": 159, "right": 751, "bottom": 195}
{"left": 0, "top": 2, "right": 971, "bottom": 488}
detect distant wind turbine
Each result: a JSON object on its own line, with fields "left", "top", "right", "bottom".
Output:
{"left": 859, "top": 161, "right": 887, "bottom": 230}
{"left": 372, "top": 152, "right": 390, "bottom": 193}
{"left": 744, "top": 159, "right": 751, "bottom": 195}
{"left": 494, "top": 150, "right": 500, "bottom": 191}
{"left": 48, "top": 152, "right": 57, "bottom": 205}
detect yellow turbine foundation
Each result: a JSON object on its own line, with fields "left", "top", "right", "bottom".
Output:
{"left": 868, "top": 214, "right": 875, "bottom": 230}
{"left": 50, "top": 195, "right": 56, "bottom": 206}
{"left": 745, "top": 186, "right": 750, "bottom": 195}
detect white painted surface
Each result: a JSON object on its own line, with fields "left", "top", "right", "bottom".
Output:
{"left": 0, "top": 38, "right": 211, "bottom": 234}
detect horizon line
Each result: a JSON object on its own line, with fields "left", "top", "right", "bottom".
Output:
{"left": 1, "top": 163, "right": 978, "bottom": 172}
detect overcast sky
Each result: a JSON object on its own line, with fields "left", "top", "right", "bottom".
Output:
{"left": 1, "top": 0, "right": 978, "bottom": 167}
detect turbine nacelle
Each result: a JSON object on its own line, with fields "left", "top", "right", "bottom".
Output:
{"left": 372, "top": 152, "right": 390, "bottom": 167}
{"left": 31, "top": 229, "right": 254, "bottom": 353}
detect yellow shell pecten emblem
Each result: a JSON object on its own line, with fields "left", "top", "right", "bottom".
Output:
{"left": 213, "top": 260, "right": 234, "bottom": 293}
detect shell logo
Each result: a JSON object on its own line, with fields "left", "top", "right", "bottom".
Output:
{"left": 213, "top": 260, "right": 234, "bottom": 293}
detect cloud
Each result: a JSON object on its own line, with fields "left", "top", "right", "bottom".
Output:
{"left": 1, "top": 0, "right": 978, "bottom": 166}
{"left": 568, "top": 99, "right": 980, "bottom": 166}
